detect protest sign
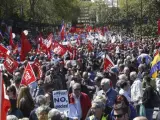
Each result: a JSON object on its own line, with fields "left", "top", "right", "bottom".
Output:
{"left": 52, "top": 90, "right": 69, "bottom": 112}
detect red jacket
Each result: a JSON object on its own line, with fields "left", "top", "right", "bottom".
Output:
{"left": 69, "top": 92, "right": 91, "bottom": 120}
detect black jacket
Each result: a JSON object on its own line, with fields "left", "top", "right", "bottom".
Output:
{"left": 142, "top": 86, "right": 154, "bottom": 109}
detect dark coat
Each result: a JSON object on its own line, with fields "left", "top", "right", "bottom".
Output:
{"left": 142, "top": 86, "right": 154, "bottom": 109}
{"left": 19, "top": 97, "right": 34, "bottom": 117}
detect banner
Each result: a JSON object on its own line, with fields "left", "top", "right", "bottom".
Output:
{"left": 21, "top": 63, "right": 37, "bottom": 86}
{"left": 158, "top": 19, "right": 160, "bottom": 35}
{"left": 4, "top": 56, "right": 18, "bottom": 73}
{"left": 0, "top": 44, "right": 10, "bottom": 57}
{"left": 52, "top": 90, "right": 69, "bottom": 112}
{"left": 103, "top": 55, "right": 114, "bottom": 71}
{"left": 32, "top": 59, "right": 42, "bottom": 79}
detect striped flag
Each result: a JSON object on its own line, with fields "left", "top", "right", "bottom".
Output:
{"left": 60, "top": 21, "right": 65, "bottom": 41}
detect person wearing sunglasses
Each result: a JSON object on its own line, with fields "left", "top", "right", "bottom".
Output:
{"left": 113, "top": 103, "right": 129, "bottom": 120}
{"left": 110, "top": 95, "right": 137, "bottom": 120}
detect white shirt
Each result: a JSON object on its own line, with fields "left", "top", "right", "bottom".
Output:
{"left": 131, "top": 79, "right": 143, "bottom": 104}
{"left": 73, "top": 95, "right": 82, "bottom": 120}
{"left": 119, "top": 89, "right": 131, "bottom": 102}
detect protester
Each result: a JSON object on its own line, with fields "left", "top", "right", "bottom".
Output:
{"left": 35, "top": 105, "right": 50, "bottom": 120}
{"left": 17, "top": 86, "right": 34, "bottom": 117}
{"left": 133, "top": 117, "right": 148, "bottom": 120}
{"left": 142, "top": 76, "right": 155, "bottom": 120}
{"left": 8, "top": 99, "right": 23, "bottom": 119}
{"left": 87, "top": 100, "right": 108, "bottom": 120}
{"left": 130, "top": 71, "right": 143, "bottom": 115}
{"left": 7, "top": 115, "right": 18, "bottom": 120}
{"left": 48, "top": 109, "right": 64, "bottom": 120}
{"left": 1, "top": 23, "right": 160, "bottom": 120}
{"left": 69, "top": 83, "right": 91, "bottom": 120}
{"left": 96, "top": 78, "right": 118, "bottom": 107}
{"left": 29, "top": 95, "right": 48, "bottom": 120}
{"left": 110, "top": 95, "right": 137, "bottom": 120}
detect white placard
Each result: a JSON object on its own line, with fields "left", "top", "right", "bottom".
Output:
{"left": 52, "top": 90, "right": 69, "bottom": 112}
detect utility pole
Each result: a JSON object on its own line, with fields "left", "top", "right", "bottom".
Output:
{"left": 126, "top": 0, "right": 128, "bottom": 36}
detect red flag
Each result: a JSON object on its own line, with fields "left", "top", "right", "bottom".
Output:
{"left": 0, "top": 44, "right": 10, "bottom": 57}
{"left": 39, "top": 33, "right": 52, "bottom": 53}
{"left": 60, "top": 23, "right": 65, "bottom": 41}
{"left": 21, "top": 63, "right": 36, "bottom": 86}
{"left": 103, "top": 55, "right": 114, "bottom": 71}
{"left": 4, "top": 56, "right": 19, "bottom": 74}
{"left": 52, "top": 42, "right": 67, "bottom": 56}
{"left": 0, "top": 71, "right": 11, "bottom": 120}
{"left": 87, "top": 41, "right": 93, "bottom": 52}
{"left": 20, "top": 32, "right": 32, "bottom": 61}
{"left": 158, "top": 19, "right": 160, "bottom": 35}
{"left": 9, "top": 29, "right": 15, "bottom": 49}
{"left": 32, "top": 59, "right": 43, "bottom": 79}
{"left": 86, "top": 25, "right": 92, "bottom": 32}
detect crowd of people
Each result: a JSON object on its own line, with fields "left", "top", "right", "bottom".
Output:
{"left": 1, "top": 23, "right": 160, "bottom": 120}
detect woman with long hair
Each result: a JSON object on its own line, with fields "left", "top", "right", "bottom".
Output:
{"left": 17, "top": 86, "right": 34, "bottom": 117}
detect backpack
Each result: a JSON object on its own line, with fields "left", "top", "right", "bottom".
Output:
{"left": 151, "top": 88, "right": 160, "bottom": 107}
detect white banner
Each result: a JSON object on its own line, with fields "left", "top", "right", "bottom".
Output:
{"left": 52, "top": 90, "right": 69, "bottom": 112}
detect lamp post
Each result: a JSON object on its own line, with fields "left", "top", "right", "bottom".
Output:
{"left": 126, "top": 0, "right": 128, "bottom": 35}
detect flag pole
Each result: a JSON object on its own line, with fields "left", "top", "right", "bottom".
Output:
{"left": 0, "top": 71, "right": 2, "bottom": 120}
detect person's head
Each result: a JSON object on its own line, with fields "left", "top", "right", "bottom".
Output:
{"left": 17, "top": 86, "right": 34, "bottom": 108}
{"left": 94, "top": 76, "right": 103, "bottom": 87}
{"left": 130, "top": 71, "right": 137, "bottom": 81}
{"left": 133, "top": 117, "right": 148, "bottom": 120}
{"left": 123, "top": 67, "right": 130, "bottom": 76}
{"left": 48, "top": 109, "right": 64, "bottom": 120}
{"left": 119, "top": 64, "right": 124, "bottom": 72}
{"left": 36, "top": 105, "right": 50, "bottom": 120}
{"left": 114, "top": 95, "right": 130, "bottom": 119}
{"left": 113, "top": 99, "right": 129, "bottom": 120}
{"left": 120, "top": 81, "right": 130, "bottom": 91}
{"left": 7, "top": 115, "right": 18, "bottom": 120}
{"left": 94, "top": 95, "right": 107, "bottom": 106}
{"left": 45, "top": 93, "right": 51, "bottom": 106}
{"left": 50, "top": 67, "right": 56, "bottom": 76}
{"left": 91, "top": 101, "right": 105, "bottom": 119}
{"left": 143, "top": 75, "right": 151, "bottom": 86}
{"left": 118, "top": 74, "right": 128, "bottom": 81}
{"left": 14, "top": 76, "right": 21, "bottom": 86}
{"left": 72, "top": 83, "right": 81, "bottom": 98}
{"left": 19, "top": 118, "right": 29, "bottom": 120}
{"left": 138, "top": 64, "right": 145, "bottom": 73}
{"left": 7, "top": 85, "right": 17, "bottom": 99}
{"left": 156, "top": 78, "right": 160, "bottom": 89}
{"left": 101, "top": 78, "right": 111, "bottom": 92}
{"left": 82, "top": 71, "right": 88, "bottom": 79}
{"left": 36, "top": 95, "right": 47, "bottom": 106}
{"left": 72, "top": 76, "right": 81, "bottom": 84}
{"left": 37, "top": 80, "right": 44, "bottom": 88}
